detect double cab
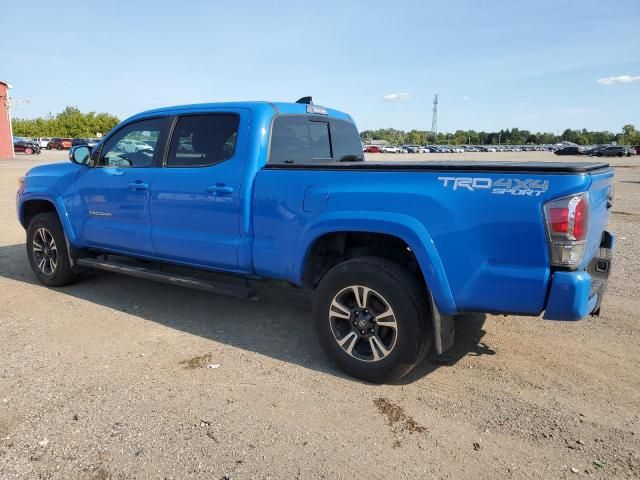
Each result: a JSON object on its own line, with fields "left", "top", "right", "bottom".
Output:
{"left": 16, "top": 99, "right": 615, "bottom": 382}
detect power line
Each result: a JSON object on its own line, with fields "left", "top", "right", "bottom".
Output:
{"left": 8, "top": 98, "right": 30, "bottom": 108}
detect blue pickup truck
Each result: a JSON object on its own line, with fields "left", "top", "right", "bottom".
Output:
{"left": 16, "top": 99, "right": 615, "bottom": 382}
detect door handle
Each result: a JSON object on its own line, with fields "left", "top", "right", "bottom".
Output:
{"left": 128, "top": 181, "right": 149, "bottom": 191}
{"left": 206, "top": 184, "right": 234, "bottom": 195}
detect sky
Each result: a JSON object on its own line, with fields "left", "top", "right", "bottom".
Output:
{"left": 1, "top": 0, "right": 639, "bottom": 133}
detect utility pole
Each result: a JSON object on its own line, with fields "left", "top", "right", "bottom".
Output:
{"left": 431, "top": 94, "right": 438, "bottom": 144}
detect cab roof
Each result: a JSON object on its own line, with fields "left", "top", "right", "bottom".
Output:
{"left": 126, "top": 101, "right": 353, "bottom": 124}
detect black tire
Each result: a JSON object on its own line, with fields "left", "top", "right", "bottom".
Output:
{"left": 57, "top": 145, "right": 62, "bottom": 150}
{"left": 313, "top": 256, "right": 431, "bottom": 383}
{"left": 26, "top": 212, "right": 81, "bottom": 287}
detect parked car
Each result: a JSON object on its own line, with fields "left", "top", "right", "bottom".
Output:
{"left": 451, "top": 147, "right": 465, "bottom": 153}
{"left": 47, "top": 138, "right": 73, "bottom": 150}
{"left": 13, "top": 137, "right": 41, "bottom": 155}
{"left": 364, "top": 145, "right": 382, "bottom": 153}
{"left": 590, "top": 145, "right": 631, "bottom": 157}
{"left": 32, "top": 137, "right": 52, "bottom": 149}
{"left": 554, "top": 146, "right": 582, "bottom": 156}
{"left": 17, "top": 99, "right": 615, "bottom": 383}
{"left": 381, "top": 145, "right": 401, "bottom": 153}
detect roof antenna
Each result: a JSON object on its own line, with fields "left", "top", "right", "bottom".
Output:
{"left": 296, "top": 96, "right": 313, "bottom": 105}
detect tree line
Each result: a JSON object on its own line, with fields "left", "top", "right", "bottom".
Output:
{"left": 12, "top": 107, "right": 120, "bottom": 139}
{"left": 13, "top": 107, "right": 640, "bottom": 147}
{"left": 361, "top": 124, "right": 640, "bottom": 146}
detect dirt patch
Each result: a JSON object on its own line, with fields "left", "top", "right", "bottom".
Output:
{"left": 178, "top": 353, "right": 212, "bottom": 369}
{"left": 0, "top": 417, "right": 9, "bottom": 439}
{"left": 91, "top": 468, "right": 111, "bottom": 480}
{"left": 612, "top": 211, "right": 640, "bottom": 223}
{"left": 373, "top": 397, "right": 426, "bottom": 436}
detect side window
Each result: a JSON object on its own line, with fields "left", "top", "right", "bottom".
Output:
{"left": 166, "top": 114, "right": 240, "bottom": 167}
{"left": 98, "top": 118, "right": 166, "bottom": 168}
{"left": 330, "top": 119, "right": 364, "bottom": 162}
{"left": 269, "top": 116, "right": 331, "bottom": 164}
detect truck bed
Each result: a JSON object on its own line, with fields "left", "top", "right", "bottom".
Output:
{"left": 264, "top": 160, "right": 610, "bottom": 173}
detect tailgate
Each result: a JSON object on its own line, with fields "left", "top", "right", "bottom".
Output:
{"left": 581, "top": 167, "right": 615, "bottom": 269}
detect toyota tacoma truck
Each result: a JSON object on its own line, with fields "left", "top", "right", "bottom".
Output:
{"left": 16, "top": 98, "right": 615, "bottom": 383}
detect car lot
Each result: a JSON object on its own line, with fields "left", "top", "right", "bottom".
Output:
{"left": 1, "top": 150, "right": 639, "bottom": 479}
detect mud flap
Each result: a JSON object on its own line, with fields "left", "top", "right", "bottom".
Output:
{"left": 430, "top": 291, "right": 455, "bottom": 354}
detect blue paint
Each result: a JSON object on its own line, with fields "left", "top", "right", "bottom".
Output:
{"left": 17, "top": 101, "right": 614, "bottom": 320}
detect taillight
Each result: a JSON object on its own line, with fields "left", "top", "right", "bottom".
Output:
{"left": 544, "top": 193, "right": 589, "bottom": 267}
{"left": 549, "top": 207, "right": 569, "bottom": 235}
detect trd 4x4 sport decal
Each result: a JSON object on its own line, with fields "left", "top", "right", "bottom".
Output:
{"left": 437, "top": 177, "right": 549, "bottom": 197}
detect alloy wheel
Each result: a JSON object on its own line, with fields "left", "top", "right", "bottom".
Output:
{"left": 328, "top": 285, "right": 398, "bottom": 362}
{"left": 32, "top": 227, "right": 58, "bottom": 275}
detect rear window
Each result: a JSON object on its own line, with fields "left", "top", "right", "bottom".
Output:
{"left": 331, "top": 120, "right": 365, "bottom": 162}
{"left": 269, "top": 115, "right": 363, "bottom": 164}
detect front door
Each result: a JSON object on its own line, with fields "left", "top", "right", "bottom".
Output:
{"left": 73, "top": 117, "right": 170, "bottom": 256}
{"left": 149, "top": 111, "right": 247, "bottom": 270}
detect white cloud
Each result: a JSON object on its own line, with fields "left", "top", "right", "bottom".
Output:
{"left": 383, "top": 92, "right": 410, "bottom": 102}
{"left": 597, "top": 75, "right": 640, "bottom": 85}
{"left": 462, "top": 96, "right": 471, "bottom": 102}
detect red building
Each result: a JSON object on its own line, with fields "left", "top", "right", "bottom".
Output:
{"left": 0, "top": 80, "right": 14, "bottom": 159}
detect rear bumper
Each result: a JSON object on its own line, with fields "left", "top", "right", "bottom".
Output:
{"left": 543, "top": 231, "right": 614, "bottom": 321}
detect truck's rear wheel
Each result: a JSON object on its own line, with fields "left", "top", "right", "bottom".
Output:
{"left": 26, "top": 212, "right": 81, "bottom": 287}
{"left": 313, "top": 256, "right": 431, "bottom": 383}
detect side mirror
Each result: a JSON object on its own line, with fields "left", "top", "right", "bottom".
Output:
{"left": 70, "top": 146, "right": 92, "bottom": 166}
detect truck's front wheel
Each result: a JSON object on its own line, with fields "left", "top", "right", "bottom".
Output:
{"left": 26, "top": 212, "right": 81, "bottom": 287}
{"left": 313, "top": 257, "right": 431, "bottom": 383}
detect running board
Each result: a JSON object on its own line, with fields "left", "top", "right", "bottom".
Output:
{"left": 77, "top": 258, "right": 257, "bottom": 299}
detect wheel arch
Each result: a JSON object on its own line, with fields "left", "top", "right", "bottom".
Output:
{"left": 19, "top": 194, "right": 77, "bottom": 243}
{"left": 295, "top": 212, "right": 457, "bottom": 315}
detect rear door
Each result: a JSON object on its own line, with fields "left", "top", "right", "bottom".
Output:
{"left": 73, "top": 117, "right": 170, "bottom": 255}
{"left": 149, "top": 110, "right": 248, "bottom": 270}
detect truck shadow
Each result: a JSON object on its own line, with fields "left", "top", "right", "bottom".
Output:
{"left": 397, "top": 313, "right": 495, "bottom": 384}
{"left": 0, "top": 243, "right": 494, "bottom": 384}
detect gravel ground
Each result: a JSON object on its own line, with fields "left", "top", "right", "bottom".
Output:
{"left": 0, "top": 150, "right": 639, "bottom": 479}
